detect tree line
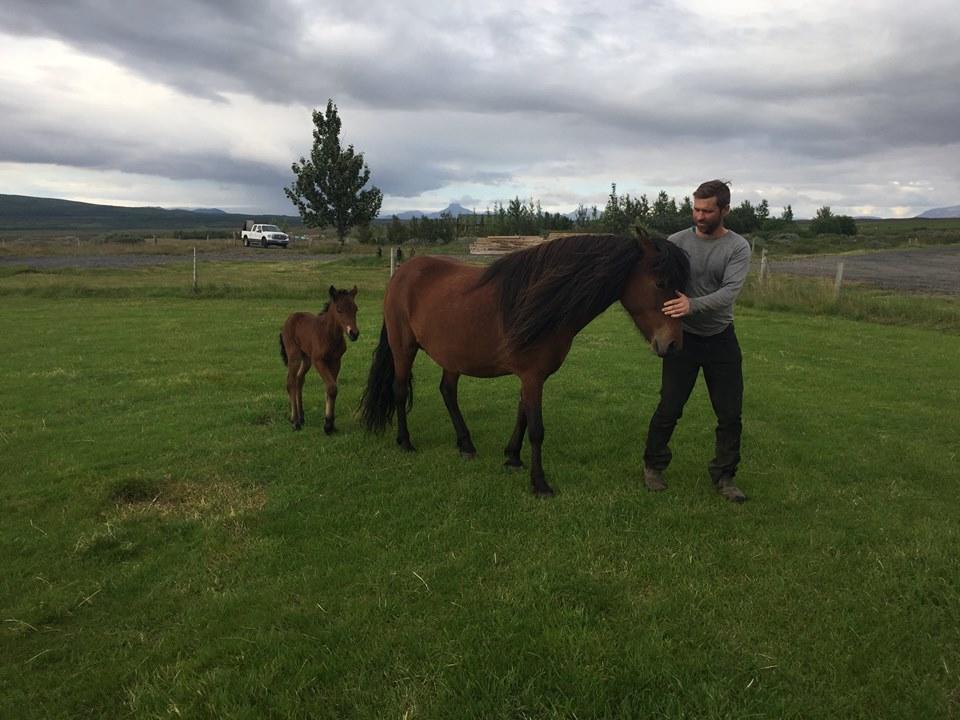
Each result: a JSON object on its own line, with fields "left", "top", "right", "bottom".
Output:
{"left": 284, "top": 100, "right": 857, "bottom": 245}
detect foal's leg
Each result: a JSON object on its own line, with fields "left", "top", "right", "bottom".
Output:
{"left": 295, "top": 356, "right": 311, "bottom": 428}
{"left": 286, "top": 350, "right": 306, "bottom": 430}
{"left": 503, "top": 392, "right": 527, "bottom": 469}
{"left": 520, "top": 376, "right": 553, "bottom": 497}
{"left": 439, "top": 370, "right": 477, "bottom": 459}
{"left": 315, "top": 356, "right": 341, "bottom": 435}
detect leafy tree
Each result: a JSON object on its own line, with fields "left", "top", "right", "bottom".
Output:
{"left": 651, "top": 191, "right": 672, "bottom": 220}
{"left": 781, "top": 205, "right": 794, "bottom": 223}
{"left": 637, "top": 193, "right": 650, "bottom": 219}
{"left": 387, "top": 216, "right": 408, "bottom": 245}
{"left": 603, "top": 183, "right": 630, "bottom": 234}
{"left": 575, "top": 204, "right": 589, "bottom": 227}
{"left": 757, "top": 199, "right": 770, "bottom": 225}
{"left": 810, "top": 206, "right": 858, "bottom": 236}
{"left": 726, "top": 200, "right": 761, "bottom": 234}
{"left": 285, "top": 99, "right": 383, "bottom": 244}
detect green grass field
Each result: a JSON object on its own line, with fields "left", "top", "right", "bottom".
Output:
{"left": 2, "top": 257, "right": 959, "bottom": 719}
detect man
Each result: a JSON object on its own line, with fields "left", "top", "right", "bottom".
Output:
{"left": 643, "top": 180, "right": 752, "bottom": 502}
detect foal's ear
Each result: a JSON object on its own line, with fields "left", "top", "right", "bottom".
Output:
{"left": 328, "top": 285, "right": 337, "bottom": 299}
{"left": 349, "top": 285, "right": 358, "bottom": 297}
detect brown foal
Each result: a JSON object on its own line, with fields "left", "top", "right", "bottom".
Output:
{"left": 279, "top": 286, "right": 359, "bottom": 433}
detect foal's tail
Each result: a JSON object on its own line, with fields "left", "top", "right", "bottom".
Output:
{"left": 279, "top": 333, "right": 288, "bottom": 366}
{"left": 359, "top": 322, "right": 412, "bottom": 432}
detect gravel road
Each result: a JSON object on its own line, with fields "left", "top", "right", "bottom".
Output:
{"left": 0, "top": 250, "right": 340, "bottom": 270}
{"left": 767, "top": 245, "right": 960, "bottom": 295}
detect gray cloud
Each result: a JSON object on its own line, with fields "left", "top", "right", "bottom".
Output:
{"left": 1, "top": 1, "right": 959, "bottom": 215}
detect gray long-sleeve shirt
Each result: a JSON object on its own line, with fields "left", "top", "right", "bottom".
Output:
{"left": 667, "top": 227, "right": 752, "bottom": 336}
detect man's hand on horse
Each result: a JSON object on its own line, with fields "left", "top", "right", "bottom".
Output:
{"left": 662, "top": 292, "right": 691, "bottom": 318}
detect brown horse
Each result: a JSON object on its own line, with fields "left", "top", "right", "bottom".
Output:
{"left": 280, "top": 286, "right": 359, "bottom": 433}
{"left": 359, "top": 231, "right": 690, "bottom": 497}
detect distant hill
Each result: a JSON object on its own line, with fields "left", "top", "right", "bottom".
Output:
{"left": 0, "top": 194, "right": 298, "bottom": 233}
{"left": 917, "top": 205, "right": 960, "bottom": 219}
{"left": 389, "top": 203, "right": 476, "bottom": 220}
{"left": 173, "top": 207, "right": 229, "bottom": 214}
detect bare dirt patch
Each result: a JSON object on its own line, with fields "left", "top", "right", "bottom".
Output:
{"left": 109, "top": 475, "right": 267, "bottom": 522}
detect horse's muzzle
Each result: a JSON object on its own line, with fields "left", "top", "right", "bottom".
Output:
{"left": 652, "top": 338, "right": 680, "bottom": 357}
{"left": 348, "top": 328, "right": 360, "bottom": 342}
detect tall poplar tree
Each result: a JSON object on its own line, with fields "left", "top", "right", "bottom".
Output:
{"left": 285, "top": 100, "right": 383, "bottom": 244}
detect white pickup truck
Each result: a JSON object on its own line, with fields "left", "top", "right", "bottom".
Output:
{"left": 241, "top": 222, "right": 289, "bottom": 248}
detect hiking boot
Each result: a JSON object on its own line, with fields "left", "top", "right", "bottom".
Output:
{"left": 643, "top": 466, "right": 667, "bottom": 492}
{"left": 715, "top": 476, "right": 747, "bottom": 503}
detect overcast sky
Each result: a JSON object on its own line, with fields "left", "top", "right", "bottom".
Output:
{"left": 2, "top": 0, "right": 958, "bottom": 218}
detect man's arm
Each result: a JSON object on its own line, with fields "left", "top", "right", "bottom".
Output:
{"left": 687, "top": 242, "right": 752, "bottom": 314}
{"left": 661, "top": 241, "right": 751, "bottom": 318}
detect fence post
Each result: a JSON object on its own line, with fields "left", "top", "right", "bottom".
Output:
{"left": 759, "top": 248, "right": 768, "bottom": 285}
{"left": 193, "top": 247, "right": 198, "bottom": 293}
{"left": 833, "top": 260, "right": 845, "bottom": 300}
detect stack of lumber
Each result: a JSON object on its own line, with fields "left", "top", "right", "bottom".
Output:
{"left": 468, "top": 235, "right": 547, "bottom": 255}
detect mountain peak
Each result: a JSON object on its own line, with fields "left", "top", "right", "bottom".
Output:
{"left": 917, "top": 204, "right": 960, "bottom": 219}
{"left": 389, "top": 203, "right": 476, "bottom": 220}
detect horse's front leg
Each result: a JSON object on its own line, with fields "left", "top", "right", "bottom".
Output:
{"left": 520, "top": 377, "right": 552, "bottom": 497}
{"left": 503, "top": 393, "right": 526, "bottom": 469}
{"left": 439, "top": 370, "right": 476, "bottom": 459}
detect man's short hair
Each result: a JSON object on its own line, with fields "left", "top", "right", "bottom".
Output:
{"left": 693, "top": 180, "right": 731, "bottom": 210}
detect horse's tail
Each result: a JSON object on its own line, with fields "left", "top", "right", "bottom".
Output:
{"left": 279, "top": 333, "right": 288, "bottom": 366}
{"left": 359, "top": 322, "right": 411, "bottom": 432}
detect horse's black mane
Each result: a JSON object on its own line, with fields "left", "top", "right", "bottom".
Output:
{"left": 477, "top": 233, "right": 689, "bottom": 351}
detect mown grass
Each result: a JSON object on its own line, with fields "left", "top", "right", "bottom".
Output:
{"left": 2, "top": 258, "right": 959, "bottom": 719}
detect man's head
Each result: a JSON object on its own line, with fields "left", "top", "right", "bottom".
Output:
{"left": 692, "top": 180, "right": 731, "bottom": 237}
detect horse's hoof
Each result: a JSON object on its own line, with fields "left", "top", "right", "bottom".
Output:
{"left": 324, "top": 426, "right": 336, "bottom": 435}
{"left": 292, "top": 423, "right": 302, "bottom": 432}
{"left": 503, "top": 459, "right": 524, "bottom": 471}
{"left": 532, "top": 484, "right": 556, "bottom": 499}
{"left": 460, "top": 450, "right": 476, "bottom": 460}
{"left": 398, "top": 440, "right": 417, "bottom": 452}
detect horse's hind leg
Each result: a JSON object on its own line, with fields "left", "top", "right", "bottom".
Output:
{"left": 503, "top": 393, "right": 526, "bottom": 469}
{"left": 439, "top": 370, "right": 477, "bottom": 459}
{"left": 285, "top": 351, "right": 305, "bottom": 430}
{"left": 295, "top": 356, "right": 310, "bottom": 429}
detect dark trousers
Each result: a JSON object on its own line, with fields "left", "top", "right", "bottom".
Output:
{"left": 644, "top": 324, "right": 743, "bottom": 483}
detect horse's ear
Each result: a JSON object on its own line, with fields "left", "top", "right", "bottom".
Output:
{"left": 635, "top": 224, "right": 654, "bottom": 254}
{"left": 328, "top": 285, "right": 337, "bottom": 298}
{"left": 349, "top": 285, "right": 358, "bottom": 297}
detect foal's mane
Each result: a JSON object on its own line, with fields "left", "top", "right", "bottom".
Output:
{"left": 478, "top": 233, "right": 688, "bottom": 351}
